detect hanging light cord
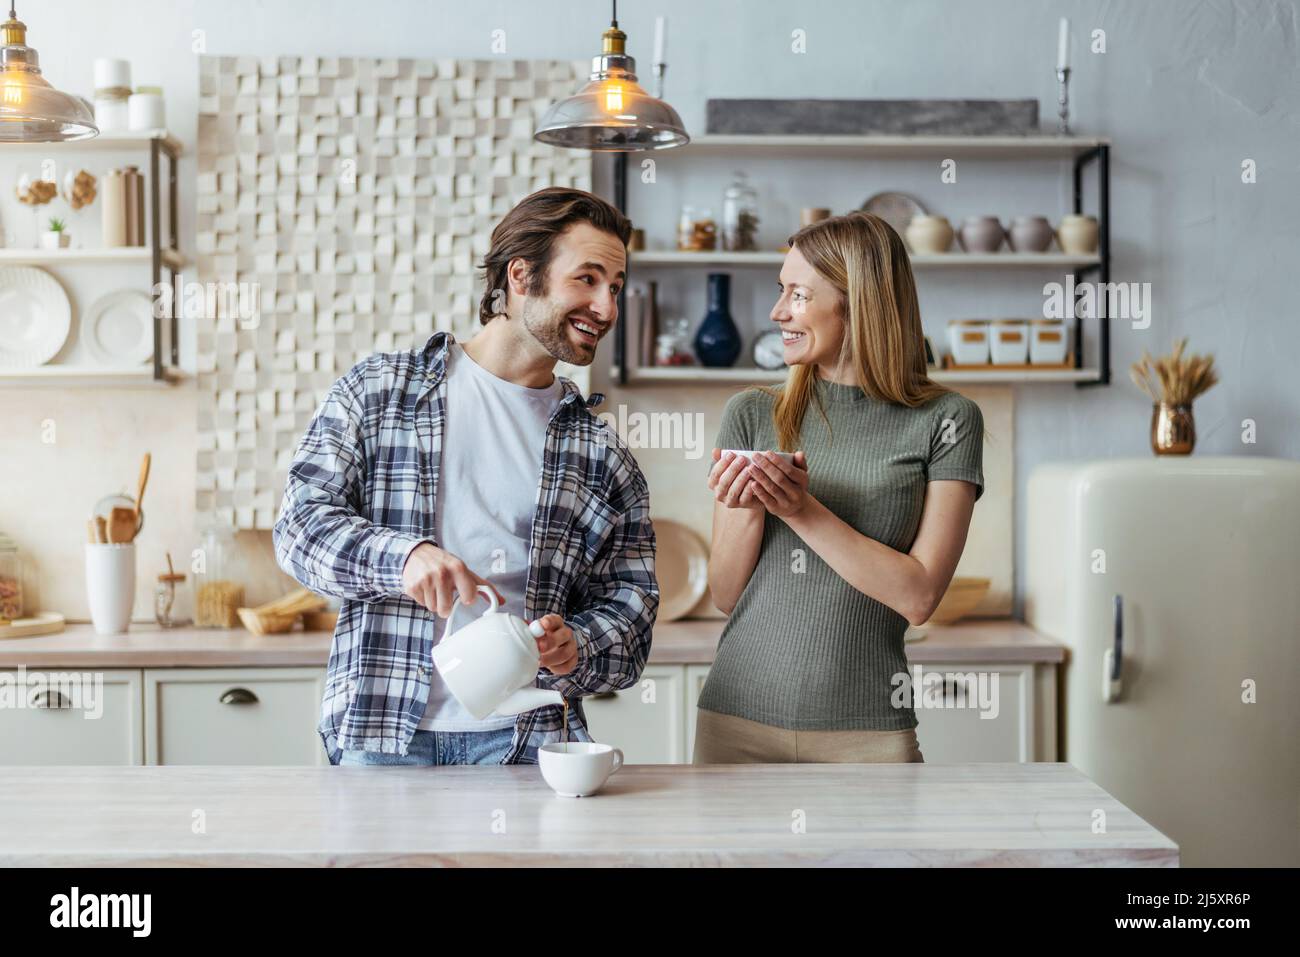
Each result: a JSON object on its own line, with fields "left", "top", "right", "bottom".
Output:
{"left": 611, "top": 0, "right": 617, "bottom": 28}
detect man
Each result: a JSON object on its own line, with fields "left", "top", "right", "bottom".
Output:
{"left": 272, "top": 187, "right": 658, "bottom": 766}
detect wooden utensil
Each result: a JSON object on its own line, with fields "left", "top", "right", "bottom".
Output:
{"left": 94, "top": 515, "right": 108, "bottom": 543}
{"left": 132, "top": 452, "right": 151, "bottom": 539}
{"left": 86, "top": 519, "right": 98, "bottom": 543}
{"left": 107, "top": 507, "right": 136, "bottom": 544}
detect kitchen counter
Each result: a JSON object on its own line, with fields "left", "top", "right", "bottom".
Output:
{"left": 0, "top": 763, "right": 1174, "bottom": 867}
{"left": 0, "top": 617, "right": 1064, "bottom": 667}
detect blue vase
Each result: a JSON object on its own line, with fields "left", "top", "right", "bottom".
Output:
{"left": 693, "top": 273, "right": 741, "bottom": 367}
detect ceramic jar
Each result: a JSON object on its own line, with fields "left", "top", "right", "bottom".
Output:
{"left": 947, "top": 319, "right": 990, "bottom": 365}
{"left": 906, "top": 215, "right": 954, "bottom": 254}
{"left": 958, "top": 216, "right": 1005, "bottom": 253}
{"left": 1057, "top": 214, "right": 1099, "bottom": 254}
{"left": 989, "top": 320, "right": 1030, "bottom": 364}
{"left": 1007, "top": 215, "right": 1054, "bottom": 253}
{"left": 1029, "top": 319, "right": 1068, "bottom": 364}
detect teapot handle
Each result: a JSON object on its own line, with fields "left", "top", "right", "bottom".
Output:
{"left": 444, "top": 584, "right": 501, "bottom": 636}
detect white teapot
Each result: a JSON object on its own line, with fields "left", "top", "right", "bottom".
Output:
{"left": 431, "top": 585, "right": 565, "bottom": 719}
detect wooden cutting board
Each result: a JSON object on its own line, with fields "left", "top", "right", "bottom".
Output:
{"left": 0, "top": 612, "right": 66, "bottom": 639}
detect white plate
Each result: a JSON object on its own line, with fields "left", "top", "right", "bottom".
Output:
{"left": 81, "top": 290, "right": 154, "bottom": 365}
{"left": 0, "top": 266, "right": 71, "bottom": 368}
{"left": 651, "top": 518, "right": 709, "bottom": 622}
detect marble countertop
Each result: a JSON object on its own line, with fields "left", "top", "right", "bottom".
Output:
{"left": 0, "top": 763, "right": 1174, "bottom": 867}
{"left": 0, "top": 617, "right": 1065, "bottom": 668}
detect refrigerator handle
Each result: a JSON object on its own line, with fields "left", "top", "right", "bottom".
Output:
{"left": 1102, "top": 593, "right": 1123, "bottom": 703}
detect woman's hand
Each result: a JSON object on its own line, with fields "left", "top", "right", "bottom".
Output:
{"left": 744, "top": 450, "right": 811, "bottom": 518}
{"left": 707, "top": 449, "right": 764, "bottom": 510}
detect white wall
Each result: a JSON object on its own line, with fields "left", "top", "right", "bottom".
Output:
{"left": 4, "top": 0, "right": 1297, "bottom": 618}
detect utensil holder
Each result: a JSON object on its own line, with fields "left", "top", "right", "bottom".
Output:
{"left": 85, "top": 543, "right": 135, "bottom": 634}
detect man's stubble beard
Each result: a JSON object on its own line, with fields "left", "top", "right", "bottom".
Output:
{"left": 519, "top": 295, "right": 597, "bottom": 367}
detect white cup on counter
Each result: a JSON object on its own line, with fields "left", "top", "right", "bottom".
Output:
{"left": 85, "top": 543, "right": 135, "bottom": 634}
{"left": 538, "top": 742, "right": 624, "bottom": 797}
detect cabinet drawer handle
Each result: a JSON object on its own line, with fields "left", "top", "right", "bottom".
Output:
{"left": 30, "top": 689, "right": 69, "bottom": 709}
{"left": 219, "top": 687, "right": 259, "bottom": 705}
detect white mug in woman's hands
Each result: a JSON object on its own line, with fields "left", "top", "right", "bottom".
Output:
{"left": 710, "top": 449, "right": 794, "bottom": 510}
{"left": 708, "top": 448, "right": 766, "bottom": 510}
{"left": 739, "top": 450, "right": 810, "bottom": 519}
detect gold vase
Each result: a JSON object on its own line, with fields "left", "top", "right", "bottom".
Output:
{"left": 1151, "top": 402, "right": 1195, "bottom": 455}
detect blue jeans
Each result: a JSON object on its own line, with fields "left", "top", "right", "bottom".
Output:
{"left": 338, "top": 727, "right": 515, "bottom": 766}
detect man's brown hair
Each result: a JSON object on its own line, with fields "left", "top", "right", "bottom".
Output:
{"left": 478, "top": 186, "right": 632, "bottom": 324}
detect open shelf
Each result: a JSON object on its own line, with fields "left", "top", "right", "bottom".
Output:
{"left": 611, "top": 131, "right": 1112, "bottom": 387}
{"left": 632, "top": 250, "right": 1099, "bottom": 269}
{"left": 0, "top": 248, "right": 185, "bottom": 270}
{"left": 618, "top": 365, "right": 1102, "bottom": 386}
{"left": 677, "top": 133, "right": 1108, "bottom": 158}
{"left": 0, "top": 129, "right": 183, "bottom": 155}
{"left": 0, "top": 366, "right": 187, "bottom": 389}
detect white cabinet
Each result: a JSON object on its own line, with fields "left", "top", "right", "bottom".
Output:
{"left": 581, "top": 665, "right": 685, "bottom": 763}
{"left": 0, "top": 668, "right": 143, "bottom": 765}
{"left": 684, "top": 664, "right": 712, "bottom": 763}
{"left": 144, "top": 667, "right": 327, "bottom": 766}
{"left": 584, "top": 661, "right": 1055, "bottom": 765}
{"left": 911, "top": 663, "right": 1034, "bottom": 763}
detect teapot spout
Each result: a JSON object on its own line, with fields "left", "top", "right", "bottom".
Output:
{"left": 490, "top": 687, "right": 565, "bottom": 717}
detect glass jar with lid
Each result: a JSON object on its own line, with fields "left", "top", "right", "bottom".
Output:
{"left": 677, "top": 205, "right": 717, "bottom": 251}
{"left": 721, "top": 171, "right": 759, "bottom": 251}
{"left": 155, "top": 551, "right": 191, "bottom": 629}
{"left": 654, "top": 317, "right": 696, "bottom": 366}
{"left": 191, "top": 525, "right": 247, "bottom": 629}
{"left": 0, "top": 531, "right": 23, "bottom": 622}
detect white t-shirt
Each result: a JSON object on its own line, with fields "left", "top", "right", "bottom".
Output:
{"left": 417, "top": 340, "right": 564, "bottom": 731}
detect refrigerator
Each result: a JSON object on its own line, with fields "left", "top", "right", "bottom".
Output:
{"left": 1026, "top": 456, "right": 1300, "bottom": 867}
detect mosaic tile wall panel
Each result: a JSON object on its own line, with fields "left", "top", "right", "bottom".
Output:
{"left": 195, "top": 55, "right": 593, "bottom": 529}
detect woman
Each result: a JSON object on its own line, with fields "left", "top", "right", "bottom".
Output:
{"left": 694, "top": 211, "right": 985, "bottom": 765}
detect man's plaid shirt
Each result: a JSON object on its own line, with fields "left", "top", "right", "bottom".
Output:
{"left": 272, "top": 330, "right": 658, "bottom": 765}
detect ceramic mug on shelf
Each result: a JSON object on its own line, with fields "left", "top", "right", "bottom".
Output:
{"left": 958, "top": 216, "right": 1005, "bottom": 253}
{"left": 905, "top": 214, "right": 954, "bottom": 254}
{"left": 1056, "top": 214, "right": 1099, "bottom": 254}
{"left": 1007, "top": 216, "right": 1054, "bottom": 253}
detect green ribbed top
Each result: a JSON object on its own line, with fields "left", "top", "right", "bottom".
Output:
{"left": 699, "top": 379, "right": 985, "bottom": 731}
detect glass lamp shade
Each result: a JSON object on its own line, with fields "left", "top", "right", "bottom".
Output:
{"left": 0, "top": 16, "right": 97, "bottom": 142}
{"left": 535, "top": 36, "right": 688, "bottom": 152}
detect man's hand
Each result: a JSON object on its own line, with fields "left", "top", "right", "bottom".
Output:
{"left": 401, "top": 542, "right": 504, "bottom": 618}
{"left": 533, "top": 613, "right": 579, "bottom": 676}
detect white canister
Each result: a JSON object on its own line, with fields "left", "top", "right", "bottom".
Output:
{"left": 1029, "top": 319, "right": 1069, "bottom": 364}
{"left": 85, "top": 542, "right": 136, "bottom": 635}
{"left": 93, "top": 58, "right": 131, "bottom": 91}
{"left": 990, "top": 320, "right": 1030, "bottom": 364}
{"left": 128, "top": 86, "right": 165, "bottom": 130}
{"left": 947, "top": 320, "right": 990, "bottom": 365}
{"left": 94, "top": 95, "right": 130, "bottom": 133}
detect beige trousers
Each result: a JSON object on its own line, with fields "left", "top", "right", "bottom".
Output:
{"left": 692, "top": 708, "right": 925, "bottom": 764}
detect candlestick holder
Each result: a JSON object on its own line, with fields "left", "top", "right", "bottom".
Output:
{"left": 1056, "top": 67, "right": 1072, "bottom": 135}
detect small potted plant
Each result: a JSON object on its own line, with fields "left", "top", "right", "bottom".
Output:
{"left": 41, "top": 216, "right": 69, "bottom": 250}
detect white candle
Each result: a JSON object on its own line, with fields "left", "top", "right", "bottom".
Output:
{"left": 1057, "top": 17, "right": 1070, "bottom": 70}
{"left": 653, "top": 16, "right": 666, "bottom": 66}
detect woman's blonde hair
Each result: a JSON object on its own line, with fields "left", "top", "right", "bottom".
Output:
{"left": 762, "top": 211, "right": 951, "bottom": 451}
